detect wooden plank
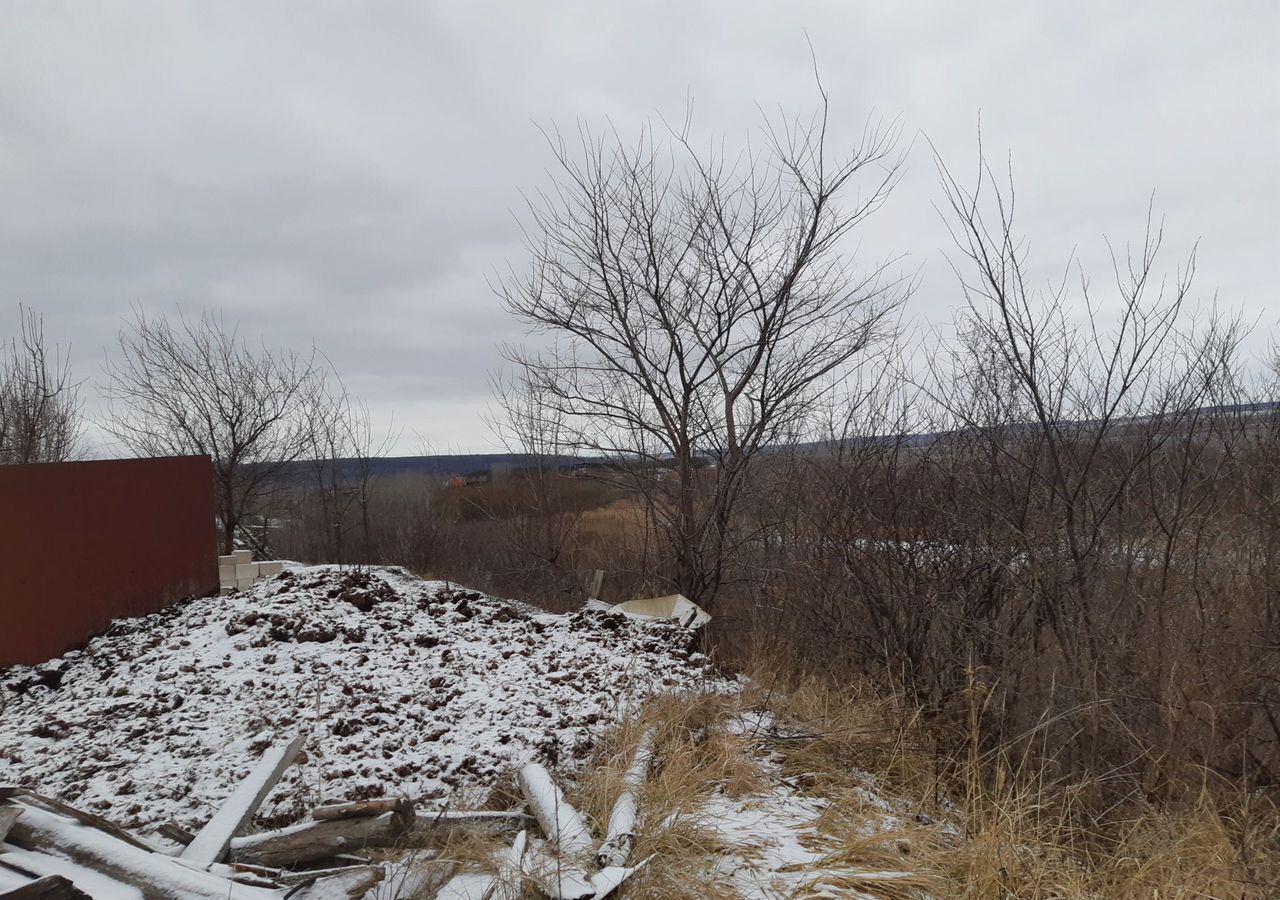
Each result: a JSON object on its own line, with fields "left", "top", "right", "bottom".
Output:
{"left": 6, "top": 802, "right": 281, "bottom": 899}
{"left": 181, "top": 734, "right": 305, "bottom": 867}
{"left": 0, "top": 874, "right": 93, "bottom": 900}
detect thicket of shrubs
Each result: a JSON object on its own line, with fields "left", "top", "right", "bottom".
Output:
{"left": 268, "top": 325, "right": 1280, "bottom": 893}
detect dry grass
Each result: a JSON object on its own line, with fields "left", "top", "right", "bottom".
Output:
{"left": 573, "top": 692, "right": 767, "bottom": 899}
{"left": 391, "top": 659, "right": 1278, "bottom": 899}
{"left": 730, "top": 658, "right": 1280, "bottom": 900}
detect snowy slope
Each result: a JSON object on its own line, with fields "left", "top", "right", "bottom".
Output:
{"left": 0, "top": 566, "right": 730, "bottom": 831}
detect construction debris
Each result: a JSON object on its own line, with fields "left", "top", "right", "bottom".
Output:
{"left": 596, "top": 728, "right": 654, "bottom": 868}
{"left": 228, "top": 811, "right": 409, "bottom": 868}
{"left": 181, "top": 734, "right": 305, "bottom": 866}
{"left": 0, "top": 764, "right": 653, "bottom": 900}
{"left": 609, "top": 594, "right": 710, "bottom": 628}
{"left": 219, "top": 551, "right": 285, "bottom": 594}
{"left": 517, "top": 765, "right": 594, "bottom": 860}
{"left": 0, "top": 786, "right": 397, "bottom": 899}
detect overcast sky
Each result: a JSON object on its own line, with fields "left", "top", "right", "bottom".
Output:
{"left": 2, "top": 1, "right": 1276, "bottom": 454}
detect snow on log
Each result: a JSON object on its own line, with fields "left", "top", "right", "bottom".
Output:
{"left": 5, "top": 801, "right": 281, "bottom": 899}
{"left": 0, "top": 873, "right": 94, "bottom": 899}
{"left": 516, "top": 765, "right": 593, "bottom": 859}
{"left": 595, "top": 728, "right": 654, "bottom": 868}
{"left": 311, "top": 798, "right": 413, "bottom": 823}
{"left": 228, "top": 811, "right": 408, "bottom": 868}
{"left": 0, "top": 845, "right": 144, "bottom": 899}
{"left": 181, "top": 734, "right": 305, "bottom": 867}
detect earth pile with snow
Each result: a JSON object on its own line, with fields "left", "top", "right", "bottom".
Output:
{"left": 0, "top": 566, "right": 729, "bottom": 832}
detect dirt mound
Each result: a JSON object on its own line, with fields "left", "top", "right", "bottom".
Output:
{"left": 0, "top": 566, "right": 730, "bottom": 831}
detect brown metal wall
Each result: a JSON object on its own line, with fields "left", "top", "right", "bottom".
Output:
{"left": 0, "top": 455, "right": 218, "bottom": 667}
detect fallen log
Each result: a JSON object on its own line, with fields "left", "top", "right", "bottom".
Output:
{"left": 311, "top": 798, "right": 413, "bottom": 823}
{"left": 411, "top": 810, "right": 534, "bottom": 842}
{"left": 516, "top": 765, "right": 592, "bottom": 859}
{"left": 5, "top": 800, "right": 282, "bottom": 899}
{"left": 0, "top": 874, "right": 93, "bottom": 899}
{"left": 228, "top": 812, "right": 409, "bottom": 868}
{"left": 596, "top": 728, "right": 654, "bottom": 868}
{"left": 11, "top": 793, "right": 154, "bottom": 854}
{"left": 182, "top": 734, "right": 305, "bottom": 867}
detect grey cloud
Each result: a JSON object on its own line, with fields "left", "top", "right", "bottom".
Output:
{"left": 1, "top": 0, "right": 1276, "bottom": 453}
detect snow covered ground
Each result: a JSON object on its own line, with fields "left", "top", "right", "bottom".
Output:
{"left": 0, "top": 565, "right": 729, "bottom": 832}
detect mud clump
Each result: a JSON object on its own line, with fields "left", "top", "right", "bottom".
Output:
{"left": 329, "top": 570, "right": 399, "bottom": 611}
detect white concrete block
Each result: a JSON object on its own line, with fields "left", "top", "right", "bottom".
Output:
{"left": 256, "top": 560, "right": 283, "bottom": 577}
{"left": 233, "top": 549, "right": 254, "bottom": 564}
{"left": 218, "top": 555, "right": 239, "bottom": 567}
{"left": 235, "top": 563, "right": 257, "bottom": 580}
{"left": 236, "top": 576, "right": 256, "bottom": 590}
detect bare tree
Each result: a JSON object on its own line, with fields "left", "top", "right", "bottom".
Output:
{"left": 101, "top": 309, "right": 323, "bottom": 554}
{"left": 0, "top": 306, "right": 82, "bottom": 465}
{"left": 300, "top": 367, "right": 397, "bottom": 565}
{"left": 500, "top": 94, "right": 910, "bottom": 606}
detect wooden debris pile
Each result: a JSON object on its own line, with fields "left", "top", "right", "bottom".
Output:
{"left": 0, "top": 734, "right": 399, "bottom": 899}
{"left": 1, "top": 729, "right": 660, "bottom": 900}
{"left": 436, "top": 728, "right": 656, "bottom": 900}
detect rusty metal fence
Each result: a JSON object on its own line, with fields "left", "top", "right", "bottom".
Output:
{"left": 0, "top": 455, "right": 218, "bottom": 666}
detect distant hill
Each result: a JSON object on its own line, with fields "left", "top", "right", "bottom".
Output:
{"left": 272, "top": 453, "right": 584, "bottom": 482}
{"left": 270, "top": 400, "right": 1280, "bottom": 484}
